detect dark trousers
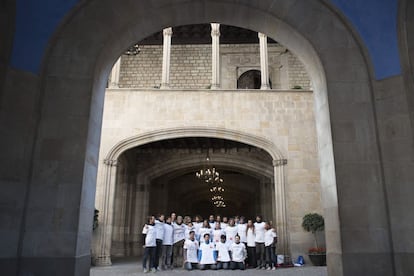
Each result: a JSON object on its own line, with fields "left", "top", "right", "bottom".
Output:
{"left": 217, "top": 261, "right": 230, "bottom": 269}
{"left": 247, "top": 246, "right": 256, "bottom": 268}
{"left": 161, "top": 245, "right": 173, "bottom": 269}
{"left": 154, "top": 239, "right": 163, "bottom": 268}
{"left": 142, "top": 246, "right": 156, "bottom": 269}
{"left": 184, "top": 262, "right": 199, "bottom": 270}
{"left": 173, "top": 240, "right": 184, "bottom": 267}
{"left": 230, "top": 261, "right": 245, "bottom": 270}
{"left": 255, "top": 242, "right": 265, "bottom": 268}
{"left": 199, "top": 264, "right": 217, "bottom": 270}
{"left": 265, "top": 245, "right": 274, "bottom": 268}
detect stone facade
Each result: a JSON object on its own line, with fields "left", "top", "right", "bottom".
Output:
{"left": 115, "top": 44, "right": 310, "bottom": 90}
{"left": 95, "top": 88, "right": 322, "bottom": 260}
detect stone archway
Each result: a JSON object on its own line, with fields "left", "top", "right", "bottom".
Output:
{"left": 22, "top": 1, "right": 393, "bottom": 275}
{"left": 94, "top": 127, "right": 288, "bottom": 265}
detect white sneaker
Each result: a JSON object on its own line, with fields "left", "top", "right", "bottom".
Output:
{"left": 143, "top": 268, "right": 148, "bottom": 273}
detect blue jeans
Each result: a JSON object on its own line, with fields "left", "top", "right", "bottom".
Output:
{"left": 143, "top": 246, "right": 156, "bottom": 269}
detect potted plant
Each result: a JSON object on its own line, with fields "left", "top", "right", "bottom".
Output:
{"left": 302, "top": 213, "right": 326, "bottom": 266}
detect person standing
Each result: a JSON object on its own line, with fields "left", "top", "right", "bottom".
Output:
{"left": 198, "top": 219, "right": 212, "bottom": 244}
{"left": 237, "top": 216, "right": 247, "bottom": 245}
{"left": 172, "top": 215, "right": 185, "bottom": 268}
{"left": 161, "top": 216, "right": 173, "bottom": 270}
{"left": 183, "top": 231, "right": 199, "bottom": 270}
{"left": 230, "top": 235, "right": 247, "bottom": 270}
{"left": 142, "top": 216, "right": 156, "bottom": 273}
{"left": 208, "top": 214, "right": 216, "bottom": 229}
{"left": 224, "top": 218, "right": 238, "bottom": 245}
{"left": 246, "top": 219, "right": 256, "bottom": 268}
{"left": 264, "top": 222, "right": 277, "bottom": 270}
{"left": 193, "top": 215, "right": 203, "bottom": 241}
{"left": 154, "top": 214, "right": 165, "bottom": 271}
{"left": 254, "top": 215, "right": 266, "bottom": 269}
{"left": 212, "top": 221, "right": 224, "bottom": 245}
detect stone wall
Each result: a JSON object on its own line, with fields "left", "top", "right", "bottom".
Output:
{"left": 115, "top": 44, "right": 310, "bottom": 90}
{"left": 289, "top": 53, "right": 311, "bottom": 89}
{"left": 97, "top": 88, "right": 322, "bottom": 259}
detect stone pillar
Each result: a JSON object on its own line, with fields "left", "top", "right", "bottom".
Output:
{"left": 160, "top": 27, "right": 173, "bottom": 89}
{"left": 109, "top": 57, "right": 121, "bottom": 88}
{"left": 258, "top": 32, "right": 271, "bottom": 89}
{"left": 211, "top": 23, "right": 220, "bottom": 89}
{"left": 92, "top": 159, "right": 119, "bottom": 266}
{"left": 273, "top": 159, "right": 288, "bottom": 255}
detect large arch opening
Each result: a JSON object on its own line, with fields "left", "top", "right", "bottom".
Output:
{"left": 26, "top": 1, "right": 390, "bottom": 275}
{"left": 110, "top": 137, "right": 277, "bottom": 257}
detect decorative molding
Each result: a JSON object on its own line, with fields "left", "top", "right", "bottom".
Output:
{"left": 104, "top": 159, "right": 118, "bottom": 166}
{"left": 273, "top": 159, "right": 287, "bottom": 167}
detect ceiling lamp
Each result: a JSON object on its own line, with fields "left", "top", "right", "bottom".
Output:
{"left": 195, "top": 151, "right": 223, "bottom": 184}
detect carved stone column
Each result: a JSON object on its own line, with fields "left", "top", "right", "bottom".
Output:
{"left": 92, "top": 159, "right": 119, "bottom": 266}
{"left": 211, "top": 23, "right": 220, "bottom": 89}
{"left": 273, "top": 159, "right": 288, "bottom": 255}
{"left": 160, "top": 27, "right": 173, "bottom": 89}
{"left": 109, "top": 57, "right": 121, "bottom": 88}
{"left": 258, "top": 32, "right": 271, "bottom": 89}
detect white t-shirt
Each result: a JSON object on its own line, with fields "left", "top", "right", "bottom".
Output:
{"left": 199, "top": 242, "right": 216, "bottom": 264}
{"left": 246, "top": 228, "right": 256, "bottom": 247}
{"left": 185, "top": 225, "right": 195, "bottom": 240}
{"left": 162, "top": 223, "right": 174, "bottom": 245}
{"left": 254, "top": 222, "right": 266, "bottom": 243}
{"left": 198, "top": 227, "right": 212, "bottom": 243}
{"left": 212, "top": 229, "right": 224, "bottom": 244}
{"left": 230, "top": 242, "right": 246, "bottom": 262}
{"left": 173, "top": 222, "right": 186, "bottom": 244}
{"left": 237, "top": 223, "right": 247, "bottom": 243}
{"left": 225, "top": 225, "right": 238, "bottom": 244}
{"left": 154, "top": 219, "right": 164, "bottom": 240}
{"left": 142, "top": 224, "right": 156, "bottom": 247}
{"left": 216, "top": 242, "right": 231, "bottom": 262}
{"left": 221, "top": 222, "right": 228, "bottom": 231}
{"left": 193, "top": 222, "right": 202, "bottom": 236}
{"left": 264, "top": 228, "right": 277, "bottom": 246}
{"left": 183, "top": 238, "right": 199, "bottom": 263}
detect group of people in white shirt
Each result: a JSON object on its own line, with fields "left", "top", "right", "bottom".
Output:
{"left": 141, "top": 213, "right": 278, "bottom": 273}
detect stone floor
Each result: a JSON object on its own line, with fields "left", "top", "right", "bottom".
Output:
{"left": 90, "top": 258, "right": 327, "bottom": 276}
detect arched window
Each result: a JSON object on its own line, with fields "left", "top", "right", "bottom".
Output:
{"left": 237, "top": 70, "right": 272, "bottom": 89}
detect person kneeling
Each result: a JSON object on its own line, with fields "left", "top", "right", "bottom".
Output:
{"left": 198, "top": 233, "right": 217, "bottom": 270}
{"left": 230, "top": 235, "right": 247, "bottom": 270}
{"left": 216, "top": 235, "right": 231, "bottom": 269}
{"left": 183, "top": 230, "right": 199, "bottom": 271}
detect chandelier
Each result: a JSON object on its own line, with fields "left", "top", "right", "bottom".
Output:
{"left": 195, "top": 150, "right": 227, "bottom": 208}
{"left": 195, "top": 153, "right": 223, "bottom": 184}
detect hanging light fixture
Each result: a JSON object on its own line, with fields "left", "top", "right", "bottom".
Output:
{"left": 195, "top": 151, "right": 223, "bottom": 184}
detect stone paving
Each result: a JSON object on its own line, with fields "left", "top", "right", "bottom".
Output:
{"left": 90, "top": 258, "right": 327, "bottom": 276}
